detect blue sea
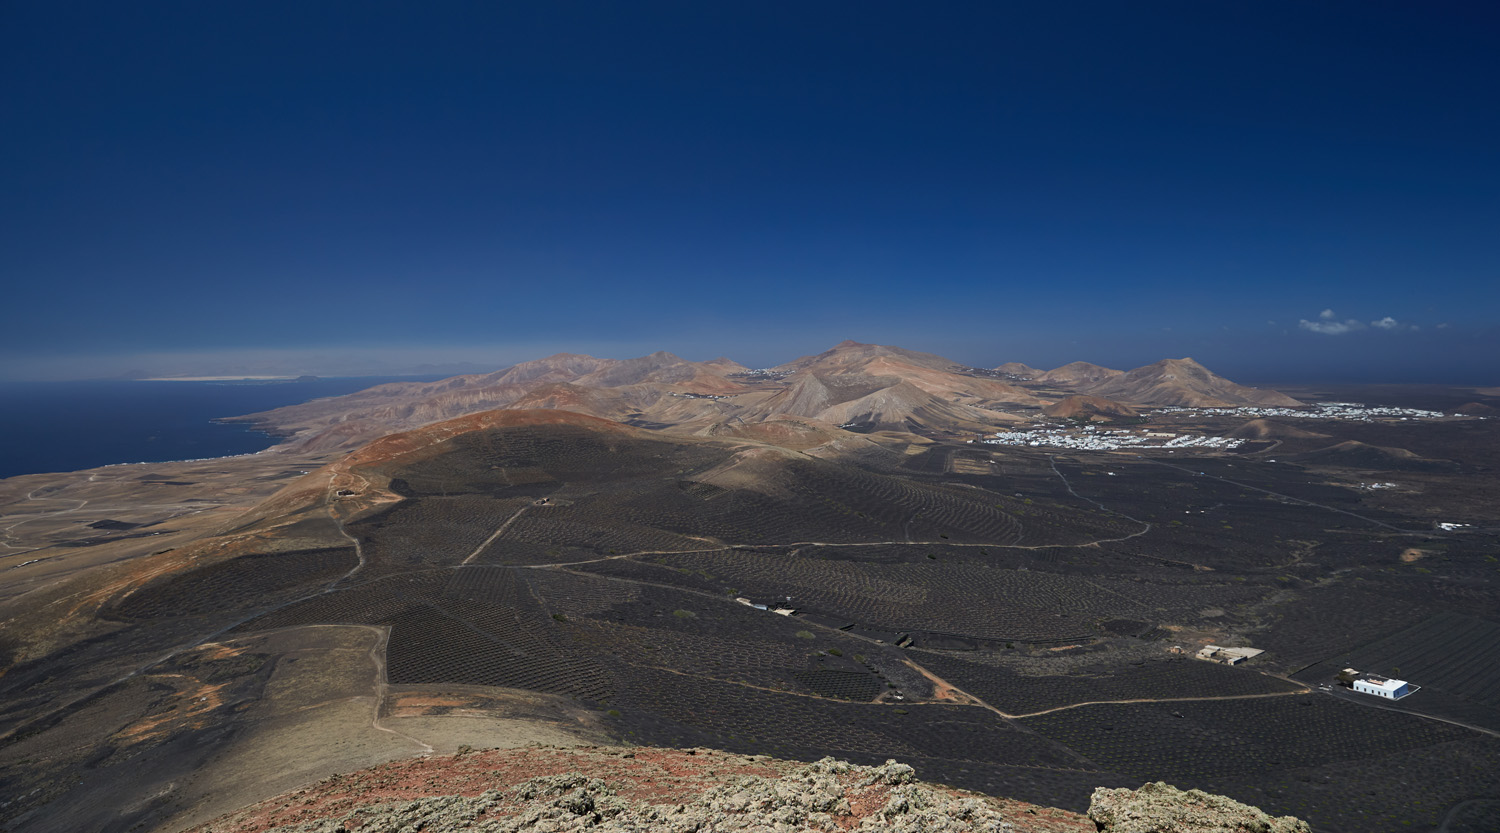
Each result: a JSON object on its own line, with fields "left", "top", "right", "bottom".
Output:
{"left": 0, "top": 377, "right": 444, "bottom": 479}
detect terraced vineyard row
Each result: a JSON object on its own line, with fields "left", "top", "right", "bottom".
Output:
{"left": 231, "top": 572, "right": 452, "bottom": 632}
{"left": 501, "top": 510, "right": 707, "bottom": 556}
{"left": 384, "top": 603, "right": 612, "bottom": 699}
{"left": 384, "top": 425, "right": 726, "bottom": 496}
{"left": 350, "top": 496, "right": 532, "bottom": 574}
{"left": 110, "top": 546, "right": 357, "bottom": 619}
{"left": 384, "top": 604, "right": 613, "bottom": 702}
{"left": 522, "top": 568, "right": 642, "bottom": 617}
{"left": 1255, "top": 585, "right": 1432, "bottom": 673}
{"left": 616, "top": 550, "right": 1174, "bottom": 642}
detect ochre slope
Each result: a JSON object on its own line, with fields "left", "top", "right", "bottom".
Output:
{"left": 1042, "top": 395, "right": 1139, "bottom": 420}
{"left": 1085, "top": 358, "right": 1301, "bottom": 407}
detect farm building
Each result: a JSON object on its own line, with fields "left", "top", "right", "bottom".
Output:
{"left": 1352, "top": 674, "right": 1413, "bottom": 700}
{"left": 1195, "top": 645, "right": 1264, "bottom": 665}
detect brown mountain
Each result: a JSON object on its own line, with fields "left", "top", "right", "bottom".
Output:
{"left": 1083, "top": 358, "right": 1302, "bottom": 408}
{"left": 230, "top": 343, "right": 1297, "bottom": 451}
{"left": 1042, "top": 394, "right": 1139, "bottom": 420}
{"left": 1288, "top": 440, "right": 1459, "bottom": 472}
{"left": 773, "top": 339, "right": 961, "bottom": 374}
{"left": 764, "top": 342, "right": 1035, "bottom": 405}
{"left": 233, "top": 342, "right": 1040, "bottom": 450}
{"left": 735, "top": 355, "right": 1031, "bottom": 434}
{"left": 814, "top": 379, "right": 1023, "bottom": 433}
{"left": 232, "top": 351, "right": 749, "bottom": 450}
{"left": 994, "top": 361, "right": 1042, "bottom": 379}
{"left": 1226, "top": 418, "right": 1330, "bottom": 440}
{"left": 1037, "top": 361, "right": 1124, "bottom": 387}
{"left": 574, "top": 350, "right": 749, "bottom": 392}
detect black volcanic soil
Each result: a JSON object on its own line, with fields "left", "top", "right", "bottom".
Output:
{"left": 4, "top": 389, "right": 1500, "bottom": 833}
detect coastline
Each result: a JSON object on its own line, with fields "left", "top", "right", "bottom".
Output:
{"left": 0, "top": 376, "right": 438, "bottom": 480}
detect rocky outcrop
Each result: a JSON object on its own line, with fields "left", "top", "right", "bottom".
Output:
{"left": 195, "top": 747, "right": 1312, "bottom": 833}
{"left": 1089, "top": 781, "right": 1309, "bottom": 833}
{"left": 193, "top": 747, "right": 1094, "bottom": 833}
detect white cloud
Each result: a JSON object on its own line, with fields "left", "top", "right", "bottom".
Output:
{"left": 1299, "top": 317, "right": 1365, "bottom": 335}
{"left": 1297, "top": 309, "right": 1420, "bottom": 336}
{"left": 1370, "top": 316, "right": 1421, "bottom": 332}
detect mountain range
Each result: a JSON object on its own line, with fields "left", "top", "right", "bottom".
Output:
{"left": 232, "top": 341, "right": 1300, "bottom": 451}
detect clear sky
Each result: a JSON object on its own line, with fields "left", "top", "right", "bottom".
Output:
{"left": 3, "top": 2, "right": 1497, "bottom": 382}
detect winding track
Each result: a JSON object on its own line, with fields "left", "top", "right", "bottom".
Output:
{"left": 0, "top": 490, "right": 90, "bottom": 553}
{"left": 364, "top": 625, "right": 435, "bottom": 753}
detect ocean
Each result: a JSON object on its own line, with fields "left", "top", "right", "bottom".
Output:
{"left": 0, "top": 377, "right": 443, "bottom": 479}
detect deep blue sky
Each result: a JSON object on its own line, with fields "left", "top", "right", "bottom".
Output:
{"left": 3, "top": 2, "right": 1497, "bottom": 382}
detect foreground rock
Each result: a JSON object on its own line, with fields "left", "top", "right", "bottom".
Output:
{"left": 1089, "top": 781, "right": 1310, "bottom": 833}
{"left": 193, "top": 746, "right": 1092, "bottom": 833}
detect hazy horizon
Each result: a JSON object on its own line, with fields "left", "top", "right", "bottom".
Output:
{"left": 4, "top": 333, "right": 1496, "bottom": 387}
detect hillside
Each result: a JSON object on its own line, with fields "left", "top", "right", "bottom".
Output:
{"left": 1287, "top": 440, "right": 1460, "bottom": 472}
{"left": 1042, "top": 395, "right": 1139, "bottom": 420}
{"left": 1225, "top": 418, "right": 1330, "bottom": 440}
{"left": 1037, "top": 361, "right": 1123, "bottom": 387}
{"left": 1083, "top": 358, "right": 1301, "bottom": 407}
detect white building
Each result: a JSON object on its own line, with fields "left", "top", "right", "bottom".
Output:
{"left": 1353, "top": 675, "right": 1412, "bottom": 700}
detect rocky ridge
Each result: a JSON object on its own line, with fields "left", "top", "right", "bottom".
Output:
{"left": 191, "top": 746, "right": 1093, "bottom": 833}
{"left": 1089, "top": 781, "right": 1311, "bottom": 833}
{"left": 191, "top": 746, "right": 1308, "bottom": 833}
